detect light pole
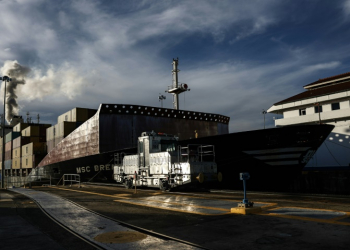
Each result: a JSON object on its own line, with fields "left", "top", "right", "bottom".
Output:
{"left": 159, "top": 94, "right": 166, "bottom": 108}
{"left": 1, "top": 75, "right": 11, "bottom": 189}
{"left": 261, "top": 109, "right": 267, "bottom": 129}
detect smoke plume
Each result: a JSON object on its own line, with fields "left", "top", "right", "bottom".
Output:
{"left": 0, "top": 61, "right": 31, "bottom": 123}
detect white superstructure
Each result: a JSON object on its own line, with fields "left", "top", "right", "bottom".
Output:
{"left": 267, "top": 72, "right": 350, "bottom": 168}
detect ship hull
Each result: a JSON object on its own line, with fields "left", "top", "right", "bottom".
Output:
{"left": 34, "top": 124, "right": 333, "bottom": 191}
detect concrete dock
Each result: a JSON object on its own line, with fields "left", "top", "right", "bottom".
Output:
{"left": 1, "top": 185, "right": 350, "bottom": 249}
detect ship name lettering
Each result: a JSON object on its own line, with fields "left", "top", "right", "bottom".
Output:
{"left": 77, "top": 166, "right": 91, "bottom": 173}
{"left": 94, "top": 165, "right": 109, "bottom": 171}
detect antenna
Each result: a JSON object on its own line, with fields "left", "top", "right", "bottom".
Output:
{"left": 26, "top": 111, "right": 30, "bottom": 123}
{"left": 37, "top": 114, "right": 40, "bottom": 124}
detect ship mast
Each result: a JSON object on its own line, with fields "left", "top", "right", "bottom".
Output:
{"left": 166, "top": 58, "right": 189, "bottom": 110}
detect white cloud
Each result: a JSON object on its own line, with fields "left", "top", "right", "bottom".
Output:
{"left": 18, "top": 63, "right": 86, "bottom": 101}
{"left": 0, "top": 0, "right": 348, "bottom": 131}
{"left": 343, "top": 0, "right": 350, "bottom": 15}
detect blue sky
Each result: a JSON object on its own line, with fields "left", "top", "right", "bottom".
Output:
{"left": 1, "top": 0, "right": 350, "bottom": 132}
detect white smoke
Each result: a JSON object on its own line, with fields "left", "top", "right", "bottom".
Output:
{"left": 0, "top": 60, "right": 30, "bottom": 123}
{"left": 1, "top": 60, "right": 85, "bottom": 123}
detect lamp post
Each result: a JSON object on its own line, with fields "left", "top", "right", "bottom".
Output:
{"left": 261, "top": 109, "right": 267, "bottom": 129}
{"left": 1, "top": 75, "right": 11, "bottom": 189}
{"left": 159, "top": 94, "right": 166, "bottom": 108}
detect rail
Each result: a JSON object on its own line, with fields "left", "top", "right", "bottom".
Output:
{"left": 179, "top": 144, "right": 215, "bottom": 162}
{"left": 62, "top": 174, "right": 81, "bottom": 187}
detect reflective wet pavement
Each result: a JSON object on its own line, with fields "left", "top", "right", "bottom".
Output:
{"left": 115, "top": 193, "right": 271, "bottom": 215}
{"left": 11, "top": 188, "right": 199, "bottom": 250}
{"left": 3, "top": 185, "right": 350, "bottom": 250}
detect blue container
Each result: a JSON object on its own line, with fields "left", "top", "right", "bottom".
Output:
{"left": 4, "top": 160, "right": 12, "bottom": 170}
{"left": 5, "top": 132, "right": 21, "bottom": 143}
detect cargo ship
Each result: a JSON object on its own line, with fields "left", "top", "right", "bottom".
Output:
{"left": 31, "top": 102, "right": 332, "bottom": 191}
{"left": 3, "top": 59, "right": 334, "bottom": 191}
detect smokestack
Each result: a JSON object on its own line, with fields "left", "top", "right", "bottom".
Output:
{"left": 1, "top": 61, "right": 30, "bottom": 123}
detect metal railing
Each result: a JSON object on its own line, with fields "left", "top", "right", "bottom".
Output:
{"left": 178, "top": 144, "right": 215, "bottom": 162}
{"left": 62, "top": 174, "right": 81, "bottom": 187}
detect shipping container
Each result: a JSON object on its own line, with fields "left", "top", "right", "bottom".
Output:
{"left": 21, "top": 155, "right": 33, "bottom": 169}
{"left": 22, "top": 142, "right": 46, "bottom": 157}
{"left": 13, "top": 123, "right": 30, "bottom": 132}
{"left": 58, "top": 107, "right": 97, "bottom": 123}
{"left": 13, "top": 147, "right": 21, "bottom": 158}
{"left": 5, "top": 132, "right": 21, "bottom": 143}
{"left": 5, "top": 141, "right": 12, "bottom": 152}
{"left": 12, "top": 158, "right": 21, "bottom": 169}
{"left": 4, "top": 159, "right": 11, "bottom": 169}
{"left": 12, "top": 136, "right": 45, "bottom": 149}
{"left": 46, "top": 126, "right": 54, "bottom": 141}
{"left": 38, "top": 124, "right": 51, "bottom": 137}
{"left": 55, "top": 136, "right": 64, "bottom": 147}
{"left": 22, "top": 126, "right": 40, "bottom": 137}
{"left": 12, "top": 136, "right": 30, "bottom": 149}
{"left": 5, "top": 151, "right": 12, "bottom": 160}
{"left": 58, "top": 110, "right": 72, "bottom": 123}
{"left": 72, "top": 107, "right": 97, "bottom": 122}
{"left": 47, "top": 139, "right": 55, "bottom": 153}
{"left": 47, "top": 122, "right": 78, "bottom": 140}
{"left": 54, "top": 122, "right": 77, "bottom": 138}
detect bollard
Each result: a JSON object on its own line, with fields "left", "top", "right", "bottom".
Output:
{"left": 238, "top": 172, "right": 253, "bottom": 208}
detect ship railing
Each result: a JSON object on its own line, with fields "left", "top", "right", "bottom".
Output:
{"left": 62, "top": 174, "right": 81, "bottom": 187}
{"left": 178, "top": 144, "right": 215, "bottom": 163}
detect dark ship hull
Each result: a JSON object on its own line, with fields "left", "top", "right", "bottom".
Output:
{"left": 32, "top": 104, "right": 333, "bottom": 191}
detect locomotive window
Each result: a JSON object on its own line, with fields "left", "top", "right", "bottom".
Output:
{"left": 160, "top": 140, "right": 177, "bottom": 152}
{"left": 139, "top": 141, "right": 144, "bottom": 153}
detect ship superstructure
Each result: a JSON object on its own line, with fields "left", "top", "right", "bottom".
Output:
{"left": 267, "top": 72, "right": 350, "bottom": 168}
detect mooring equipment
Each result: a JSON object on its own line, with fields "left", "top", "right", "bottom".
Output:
{"left": 238, "top": 172, "right": 254, "bottom": 208}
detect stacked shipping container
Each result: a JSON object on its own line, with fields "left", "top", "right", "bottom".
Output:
{"left": 0, "top": 107, "right": 96, "bottom": 176}
{"left": 0, "top": 124, "right": 50, "bottom": 176}
{"left": 46, "top": 108, "right": 96, "bottom": 152}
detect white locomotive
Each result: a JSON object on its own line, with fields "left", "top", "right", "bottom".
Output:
{"left": 113, "top": 131, "right": 222, "bottom": 190}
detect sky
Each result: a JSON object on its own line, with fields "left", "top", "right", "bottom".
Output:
{"left": 1, "top": 0, "right": 350, "bottom": 132}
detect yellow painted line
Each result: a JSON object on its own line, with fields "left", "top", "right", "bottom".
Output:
{"left": 114, "top": 199, "right": 232, "bottom": 216}
{"left": 264, "top": 213, "right": 350, "bottom": 226}
{"left": 45, "top": 186, "right": 273, "bottom": 216}
{"left": 263, "top": 206, "right": 350, "bottom": 226}
{"left": 331, "top": 213, "right": 350, "bottom": 222}
{"left": 139, "top": 192, "right": 276, "bottom": 209}
{"left": 46, "top": 186, "right": 232, "bottom": 215}
{"left": 119, "top": 196, "right": 231, "bottom": 212}
{"left": 47, "top": 186, "right": 130, "bottom": 199}
{"left": 268, "top": 206, "right": 348, "bottom": 213}
{"left": 0, "top": 199, "right": 12, "bottom": 202}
